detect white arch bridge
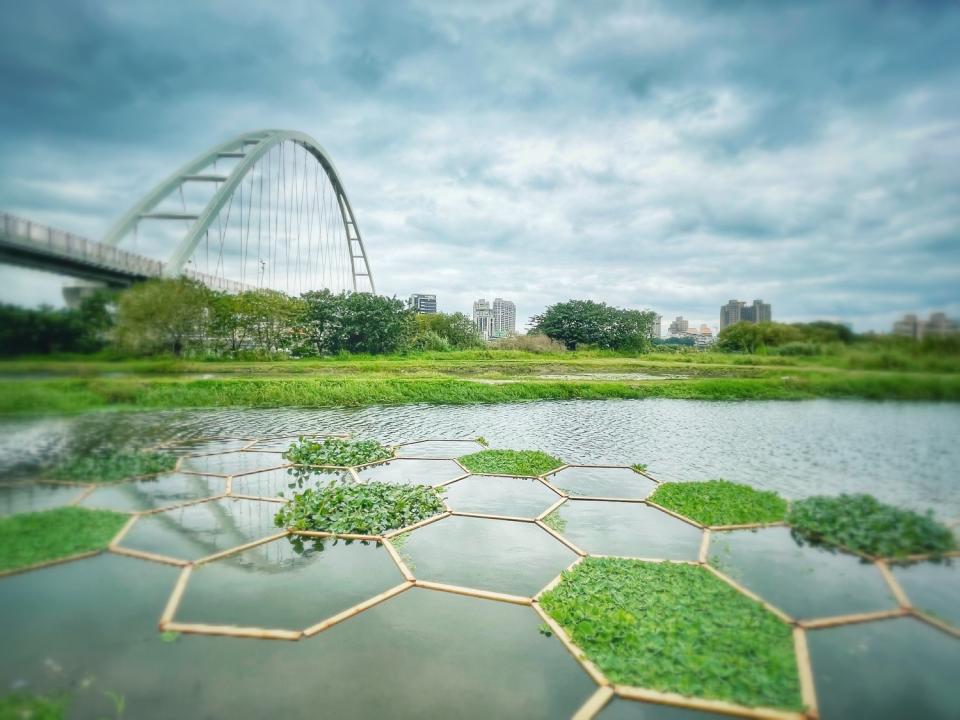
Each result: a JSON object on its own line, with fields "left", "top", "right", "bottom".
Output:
{"left": 0, "top": 129, "right": 375, "bottom": 296}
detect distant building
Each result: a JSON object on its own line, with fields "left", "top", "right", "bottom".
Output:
{"left": 720, "top": 299, "right": 772, "bottom": 329}
{"left": 408, "top": 294, "right": 437, "bottom": 314}
{"left": 668, "top": 316, "right": 689, "bottom": 336}
{"left": 473, "top": 297, "right": 516, "bottom": 339}
{"left": 893, "top": 312, "right": 959, "bottom": 340}
{"left": 650, "top": 313, "right": 662, "bottom": 339}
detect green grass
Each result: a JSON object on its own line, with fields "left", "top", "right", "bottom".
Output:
{"left": 0, "top": 693, "right": 67, "bottom": 719}
{"left": 458, "top": 449, "right": 564, "bottom": 476}
{"left": 541, "top": 509, "right": 567, "bottom": 534}
{"left": 48, "top": 450, "right": 176, "bottom": 482}
{"left": 539, "top": 557, "right": 802, "bottom": 711}
{"left": 0, "top": 507, "right": 129, "bottom": 572}
{"left": 274, "top": 480, "right": 446, "bottom": 535}
{"left": 651, "top": 480, "right": 788, "bottom": 527}
{"left": 282, "top": 436, "right": 393, "bottom": 467}
{"left": 788, "top": 494, "right": 957, "bottom": 559}
{"left": 0, "top": 363, "right": 958, "bottom": 416}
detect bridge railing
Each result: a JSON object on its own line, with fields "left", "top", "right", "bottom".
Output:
{"left": 1, "top": 212, "right": 165, "bottom": 278}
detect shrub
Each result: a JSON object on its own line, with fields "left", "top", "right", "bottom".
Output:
{"left": 283, "top": 437, "right": 393, "bottom": 467}
{"left": 650, "top": 480, "right": 787, "bottom": 527}
{"left": 494, "top": 333, "right": 567, "bottom": 353}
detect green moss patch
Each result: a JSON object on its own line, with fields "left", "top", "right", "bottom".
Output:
{"left": 789, "top": 494, "right": 956, "bottom": 559}
{"left": 48, "top": 450, "right": 176, "bottom": 483}
{"left": 274, "top": 480, "right": 445, "bottom": 535}
{"left": 539, "top": 557, "right": 802, "bottom": 711}
{"left": 283, "top": 436, "right": 393, "bottom": 467}
{"left": 0, "top": 507, "right": 129, "bottom": 572}
{"left": 651, "top": 480, "right": 787, "bottom": 527}
{"left": 457, "top": 449, "right": 563, "bottom": 476}
{"left": 0, "top": 693, "right": 66, "bottom": 719}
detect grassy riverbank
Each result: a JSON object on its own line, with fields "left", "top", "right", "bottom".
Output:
{"left": 1, "top": 366, "right": 957, "bottom": 415}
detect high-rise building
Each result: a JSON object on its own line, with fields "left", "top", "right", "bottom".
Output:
{"left": 492, "top": 298, "right": 516, "bottom": 336}
{"left": 473, "top": 297, "right": 516, "bottom": 339}
{"left": 668, "top": 316, "right": 689, "bottom": 336}
{"left": 408, "top": 294, "right": 437, "bottom": 314}
{"left": 721, "top": 299, "right": 772, "bottom": 329}
{"left": 651, "top": 313, "right": 662, "bottom": 339}
{"left": 893, "top": 312, "right": 958, "bottom": 340}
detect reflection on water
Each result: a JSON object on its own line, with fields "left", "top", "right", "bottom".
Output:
{"left": 1, "top": 398, "right": 959, "bottom": 516}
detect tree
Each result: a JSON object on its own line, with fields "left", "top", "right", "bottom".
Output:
{"left": 530, "top": 300, "right": 656, "bottom": 351}
{"left": 113, "top": 278, "right": 213, "bottom": 356}
{"left": 300, "top": 290, "right": 414, "bottom": 355}
{"left": 413, "top": 312, "right": 483, "bottom": 350}
{"left": 717, "top": 322, "right": 803, "bottom": 353}
{"left": 0, "top": 290, "right": 115, "bottom": 357}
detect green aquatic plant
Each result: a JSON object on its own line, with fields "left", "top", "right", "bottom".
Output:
{"left": 475, "top": 436, "right": 489, "bottom": 447}
{"left": 283, "top": 436, "right": 393, "bottom": 467}
{"left": 48, "top": 450, "right": 176, "bottom": 483}
{"left": 539, "top": 557, "right": 802, "bottom": 711}
{"left": 458, "top": 449, "right": 563, "bottom": 476}
{"left": 0, "top": 507, "right": 129, "bottom": 573}
{"left": 541, "top": 509, "right": 567, "bottom": 534}
{"left": 630, "top": 462, "right": 648, "bottom": 473}
{"left": 274, "top": 480, "right": 445, "bottom": 535}
{"left": 650, "top": 480, "right": 788, "bottom": 527}
{"left": 0, "top": 692, "right": 67, "bottom": 719}
{"left": 788, "top": 494, "right": 956, "bottom": 559}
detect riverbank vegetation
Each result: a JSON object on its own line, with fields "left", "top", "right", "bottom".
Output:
{"left": 538, "top": 558, "right": 802, "bottom": 711}
{"left": 0, "top": 507, "right": 128, "bottom": 573}
{"left": 273, "top": 480, "right": 445, "bottom": 535}
{"left": 650, "top": 480, "right": 788, "bottom": 527}
{"left": 788, "top": 494, "right": 956, "bottom": 558}
{"left": 457, "top": 449, "right": 564, "bottom": 476}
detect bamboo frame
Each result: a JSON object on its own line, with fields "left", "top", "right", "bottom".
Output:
{"left": 535, "top": 519, "right": 587, "bottom": 556}
{"left": 874, "top": 560, "right": 912, "bottom": 608}
{"left": 572, "top": 686, "right": 614, "bottom": 720}
{"left": 449, "top": 510, "right": 536, "bottom": 523}
{"left": 560, "top": 495, "right": 650, "bottom": 504}
{"left": 699, "top": 529, "right": 711, "bottom": 564}
{"left": 911, "top": 609, "right": 960, "bottom": 639}
{"left": 798, "top": 607, "right": 906, "bottom": 630}
{"left": 613, "top": 685, "right": 805, "bottom": 720}
{"left": 303, "top": 581, "right": 413, "bottom": 636}
{"left": 69, "top": 484, "right": 97, "bottom": 505}
{"left": 290, "top": 530, "right": 382, "bottom": 542}
{"left": 702, "top": 564, "right": 794, "bottom": 625}
{"left": 163, "top": 621, "right": 302, "bottom": 641}
{"left": 382, "top": 538, "right": 415, "bottom": 582}
{"left": 414, "top": 580, "right": 532, "bottom": 606}
{"left": 196, "top": 531, "right": 291, "bottom": 565}
{"left": 0, "top": 549, "right": 103, "bottom": 578}
{"left": 109, "top": 514, "right": 139, "bottom": 547}
{"left": 709, "top": 521, "right": 788, "bottom": 532}
{"left": 159, "top": 565, "right": 193, "bottom": 627}
{"left": 534, "top": 556, "right": 583, "bottom": 601}
{"left": 226, "top": 493, "right": 288, "bottom": 504}
{"left": 109, "top": 545, "right": 188, "bottom": 567}
{"left": 382, "top": 510, "right": 451, "bottom": 538}
{"left": 137, "top": 493, "right": 228, "bottom": 516}
{"left": 433, "top": 473, "right": 471, "bottom": 488}
{"left": 531, "top": 602, "right": 608, "bottom": 686}
{"left": 537, "top": 496, "right": 567, "bottom": 521}
{"left": 644, "top": 499, "right": 705, "bottom": 529}
{"left": 792, "top": 627, "right": 818, "bottom": 718}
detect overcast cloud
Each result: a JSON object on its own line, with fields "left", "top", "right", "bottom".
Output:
{"left": 1, "top": 0, "right": 958, "bottom": 331}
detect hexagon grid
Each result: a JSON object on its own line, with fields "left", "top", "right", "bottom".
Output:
{"left": 2, "top": 432, "right": 958, "bottom": 720}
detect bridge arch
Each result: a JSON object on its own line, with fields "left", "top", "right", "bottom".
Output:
{"left": 103, "top": 129, "right": 374, "bottom": 293}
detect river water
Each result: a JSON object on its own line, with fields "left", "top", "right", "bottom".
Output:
{"left": 2, "top": 398, "right": 958, "bottom": 518}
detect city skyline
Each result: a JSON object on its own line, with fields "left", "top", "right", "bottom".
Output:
{"left": 2, "top": 2, "right": 958, "bottom": 332}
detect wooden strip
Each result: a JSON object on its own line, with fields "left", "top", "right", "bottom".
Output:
{"left": 450, "top": 511, "right": 535, "bottom": 523}
{"left": 383, "top": 511, "right": 451, "bottom": 538}
{"left": 562, "top": 495, "right": 649, "bottom": 504}
{"left": 613, "top": 685, "right": 805, "bottom": 720}
{"left": 179, "top": 469, "right": 231, "bottom": 479}
{"left": 159, "top": 565, "right": 193, "bottom": 626}
{"left": 538, "top": 477, "right": 568, "bottom": 497}
{"left": 535, "top": 520, "right": 587, "bottom": 556}
{"left": 196, "top": 531, "right": 290, "bottom": 565}
{"left": 224, "top": 476, "right": 233, "bottom": 494}
{"left": 229, "top": 464, "right": 292, "bottom": 479}
{"left": 537, "top": 497, "right": 568, "bottom": 520}
{"left": 69, "top": 484, "right": 97, "bottom": 505}
{"left": 227, "top": 493, "right": 287, "bottom": 504}
{"left": 0, "top": 549, "right": 102, "bottom": 578}
{"left": 414, "top": 580, "right": 531, "bottom": 606}
{"left": 702, "top": 565, "right": 794, "bottom": 625}
{"left": 699, "top": 529, "right": 711, "bottom": 564}
{"left": 590, "top": 554, "right": 699, "bottom": 565}
{"left": 382, "top": 538, "right": 415, "bottom": 582}
{"left": 163, "top": 621, "right": 301, "bottom": 641}
{"left": 877, "top": 549, "right": 960, "bottom": 564}
{"left": 531, "top": 602, "right": 608, "bottom": 686}
{"left": 911, "top": 609, "right": 960, "bottom": 639}
{"left": 109, "top": 514, "right": 139, "bottom": 546}
{"left": 433, "top": 473, "right": 470, "bottom": 488}
{"left": 572, "top": 686, "right": 615, "bottom": 720}
{"left": 709, "top": 521, "right": 787, "bottom": 531}
{"left": 874, "top": 560, "right": 912, "bottom": 608}
{"left": 792, "top": 627, "right": 818, "bottom": 718}
{"left": 303, "top": 581, "right": 413, "bottom": 636}
{"left": 644, "top": 500, "right": 704, "bottom": 529}
{"left": 109, "top": 545, "right": 187, "bottom": 567}
{"left": 138, "top": 494, "right": 226, "bottom": 516}
{"left": 799, "top": 607, "right": 906, "bottom": 630}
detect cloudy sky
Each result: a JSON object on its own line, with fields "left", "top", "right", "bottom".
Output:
{"left": 2, "top": 0, "right": 958, "bottom": 332}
